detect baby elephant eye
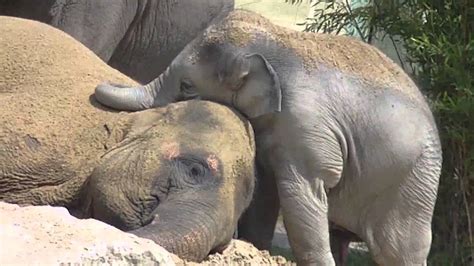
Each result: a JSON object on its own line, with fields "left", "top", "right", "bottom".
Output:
{"left": 180, "top": 80, "right": 198, "bottom": 99}
{"left": 180, "top": 80, "right": 192, "bottom": 92}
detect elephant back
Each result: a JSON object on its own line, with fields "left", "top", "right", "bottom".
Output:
{"left": 203, "top": 10, "right": 424, "bottom": 102}
{"left": 0, "top": 16, "right": 137, "bottom": 207}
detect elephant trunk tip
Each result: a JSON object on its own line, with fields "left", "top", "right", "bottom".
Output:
{"left": 94, "top": 83, "right": 154, "bottom": 111}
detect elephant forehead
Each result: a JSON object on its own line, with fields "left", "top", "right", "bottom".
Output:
{"left": 131, "top": 100, "right": 255, "bottom": 158}
{"left": 97, "top": 100, "right": 256, "bottom": 194}
{"left": 159, "top": 142, "right": 219, "bottom": 173}
{"left": 87, "top": 101, "right": 256, "bottom": 224}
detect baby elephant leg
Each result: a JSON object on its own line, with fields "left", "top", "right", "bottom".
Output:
{"left": 271, "top": 124, "right": 344, "bottom": 265}
{"left": 364, "top": 199, "right": 434, "bottom": 266}
{"left": 275, "top": 162, "right": 336, "bottom": 266}
{"left": 363, "top": 138, "right": 441, "bottom": 266}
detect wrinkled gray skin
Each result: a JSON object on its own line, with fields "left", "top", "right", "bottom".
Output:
{"left": 95, "top": 10, "right": 442, "bottom": 266}
{"left": 1, "top": 15, "right": 254, "bottom": 262}
{"left": 0, "top": 0, "right": 233, "bottom": 83}
{"left": 82, "top": 101, "right": 256, "bottom": 262}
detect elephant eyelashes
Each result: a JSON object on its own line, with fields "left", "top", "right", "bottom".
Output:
{"left": 180, "top": 80, "right": 198, "bottom": 99}
{"left": 173, "top": 157, "right": 216, "bottom": 186}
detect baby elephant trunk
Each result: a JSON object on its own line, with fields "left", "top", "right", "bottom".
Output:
{"left": 94, "top": 82, "right": 156, "bottom": 111}
{"left": 94, "top": 67, "right": 173, "bottom": 111}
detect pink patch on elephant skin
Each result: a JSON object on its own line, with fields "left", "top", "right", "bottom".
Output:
{"left": 162, "top": 142, "right": 180, "bottom": 160}
{"left": 207, "top": 154, "right": 219, "bottom": 172}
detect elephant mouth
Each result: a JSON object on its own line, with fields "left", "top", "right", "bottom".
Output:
{"left": 85, "top": 189, "right": 160, "bottom": 232}
{"left": 136, "top": 198, "right": 161, "bottom": 229}
{"left": 126, "top": 194, "right": 223, "bottom": 262}
{"left": 85, "top": 181, "right": 222, "bottom": 262}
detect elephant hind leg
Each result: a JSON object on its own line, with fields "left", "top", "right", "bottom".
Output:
{"left": 363, "top": 134, "right": 442, "bottom": 265}
{"left": 366, "top": 222, "right": 432, "bottom": 266}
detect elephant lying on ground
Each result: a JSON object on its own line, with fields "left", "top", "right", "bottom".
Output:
{"left": 96, "top": 10, "right": 443, "bottom": 265}
{"left": 0, "top": 0, "right": 234, "bottom": 83}
{"left": 0, "top": 16, "right": 256, "bottom": 262}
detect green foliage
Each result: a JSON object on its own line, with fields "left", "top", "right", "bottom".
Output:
{"left": 287, "top": 0, "right": 474, "bottom": 264}
{"left": 346, "top": 249, "right": 375, "bottom": 266}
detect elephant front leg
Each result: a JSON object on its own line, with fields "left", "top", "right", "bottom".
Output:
{"left": 277, "top": 163, "right": 336, "bottom": 266}
{"left": 238, "top": 159, "right": 280, "bottom": 250}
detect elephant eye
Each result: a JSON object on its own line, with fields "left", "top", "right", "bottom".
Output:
{"left": 188, "top": 162, "right": 206, "bottom": 177}
{"left": 179, "top": 158, "right": 209, "bottom": 179}
{"left": 180, "top": 80, "right": 198, "bottom": 99}
{"left": 168, "top": 156, "right": 218, "bottom": 189}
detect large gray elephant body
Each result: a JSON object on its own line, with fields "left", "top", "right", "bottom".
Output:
{"left": 0, "top": 16, "right": 255, "bottom": 262}
{"left": 0, "top": 0, "right": 233, "bottom": 83}
{"left": 96, "top": 10, "right": 443, "bottom": 266}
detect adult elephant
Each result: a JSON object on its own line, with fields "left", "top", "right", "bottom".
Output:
{"left": 96, "top": 10, "right": 443, "bottom": 266}
{"left": 0, "top": 0, "right": 234, "bottom": 83}
{"left": 0, "top": 16, "right": 255, "bottom": 262}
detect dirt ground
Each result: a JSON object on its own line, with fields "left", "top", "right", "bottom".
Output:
{"left": 174, "top": 240, "right": 295, "bottom": 266}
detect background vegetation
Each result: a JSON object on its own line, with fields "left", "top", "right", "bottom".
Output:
{"left": 286, "top": 0, "right": 473, "bottom": 264}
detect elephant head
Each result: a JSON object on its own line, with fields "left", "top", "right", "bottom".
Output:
{"left": 83, "top": 100, "right": 256, "bottom": 262}
{"left": 94, "top": 10, "right": 282, "bottom": 120}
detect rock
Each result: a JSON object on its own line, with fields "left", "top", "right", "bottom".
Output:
{"left": 0, "top": 202, "right": 295, "bottom": 265}
{"left": 0, "top": 202, "right": 175, "bottom": 265}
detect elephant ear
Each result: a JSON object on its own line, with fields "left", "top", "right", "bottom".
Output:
{"left": 217, "top": 52, "right": 282, "bottom": 118}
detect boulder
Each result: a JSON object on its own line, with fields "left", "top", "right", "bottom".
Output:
{"left": 0, "top": 202, "right": 175, "bottom": 265}
{"left": 0, "top": 202, "right": 295, "bottom": 265}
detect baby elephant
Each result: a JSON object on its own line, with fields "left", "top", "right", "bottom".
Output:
{"left": 96, "top": 10, "right": 442, "bottom": 265}
{"left": 0, "top": 16, "right": 256, "bottom": 262}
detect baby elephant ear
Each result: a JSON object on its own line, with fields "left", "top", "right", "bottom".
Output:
{"left": 236, "top": 53, "right": 282, "bottom": 119}
{"left": 216, "top": 52, "right": 282, "bottom": 118}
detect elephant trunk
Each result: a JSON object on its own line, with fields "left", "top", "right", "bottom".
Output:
{"left": 94, "top": 67, "right": 173, "bottom": 111}
{"left": 130, "top": 196, "right": 227, "bottom": 262}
